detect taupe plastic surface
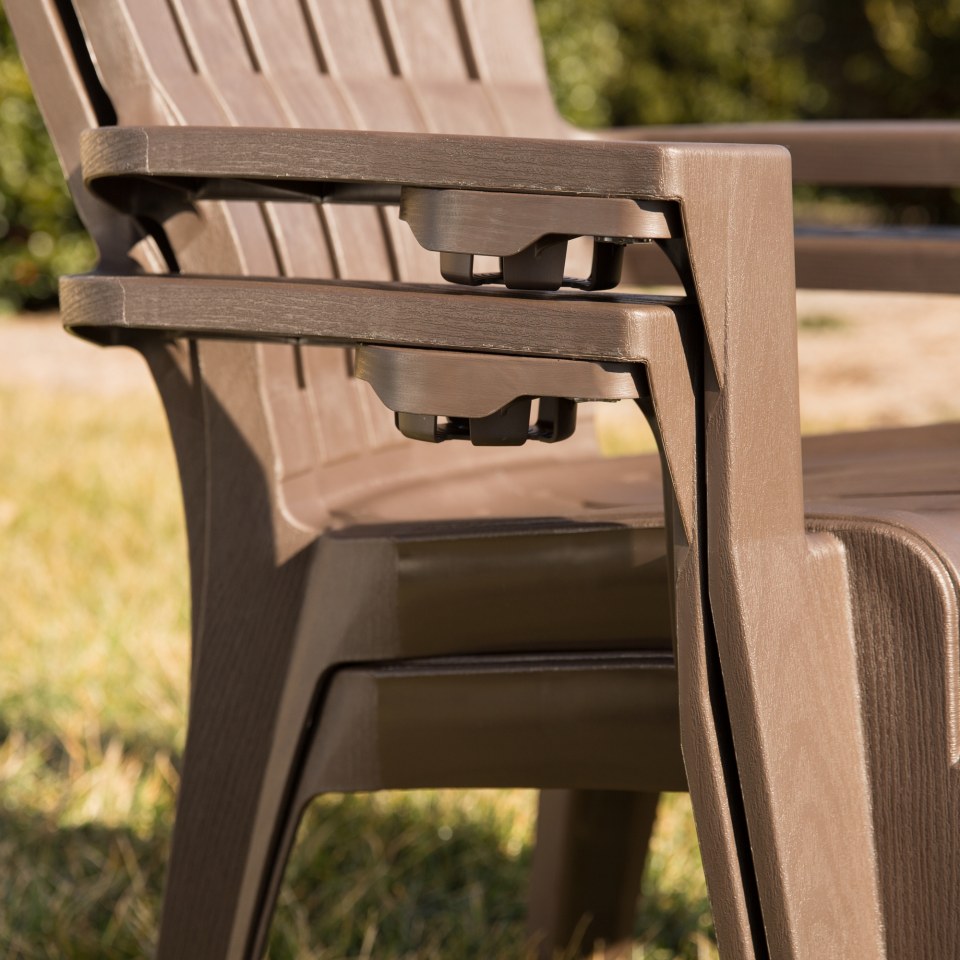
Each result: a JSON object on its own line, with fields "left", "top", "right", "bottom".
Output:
{"left": 400, "top": 187, "right": 680, "bottom": 290}
{"left": 608, "top": 121, "right": 960, "bottom": 293}
{"left": 8, "top": 2, "right": 960, "bottom": 959}
{"left": 400, "top": 188, "right": 680, "bottom": 253}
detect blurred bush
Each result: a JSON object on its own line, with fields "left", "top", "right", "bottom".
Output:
{"left": 0, "top": 11, "right": 95, "bottom": 313}
{"left": 534, "top": 0, "right": 960, "bottom": 223}
{"left": 535, "top": 0, "right": 809, "bottom": 127}
{"left": 795, "top": 0, "right": 960, "bottom": 122}
{"left": 535, "top": 0, "right": 960, "bottom": 128}
{"left": 0, "top": 3, "right": 958, "bottom": 312}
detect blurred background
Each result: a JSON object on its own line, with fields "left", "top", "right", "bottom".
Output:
{"left": 1, "top": 2, "right": 958, "bottom": 958}
{"left": 4, "top": 0, "right": 960, "bottom": 312}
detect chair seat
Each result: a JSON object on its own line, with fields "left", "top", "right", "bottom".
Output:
{"left": 322, "top": 421, "right": 960, "bottom": 660}
{"left": 321, "top": 422, "right": 960, "bottom": 956}
{"left": 337, "top": 420, "right": 960, "bottom": 525}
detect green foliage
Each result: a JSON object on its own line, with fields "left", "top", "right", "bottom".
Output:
{"left": 535, "top": 0, "right": 960, "bottom": 223}
{"left": 0, "top": 11, "right": 95, "bottom": 313}
{"left": 790, "top": 1, "right": 960, "bottom": 222}
{"left": 794, "top": 0, "right": 960, "bottom": 121}
{"left": 535, "top": 0, "right": 811, "bottom": 128}
{"left": 1, "top": 1, "right": 958, "bottom": 313}
{"left": 535, "top": 0, "right": 960, "bottom": 130}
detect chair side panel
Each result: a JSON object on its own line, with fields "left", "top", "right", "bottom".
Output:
{"left": 24, "top": 0, "right": 599, "bottom": 538}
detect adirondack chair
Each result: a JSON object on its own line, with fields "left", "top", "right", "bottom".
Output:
{"left": 8, "top": 2, "right": 960, "bottom": 960}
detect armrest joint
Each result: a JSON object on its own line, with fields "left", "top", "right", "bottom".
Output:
{"left": 356, "top": 344, "right": 645, "bottom": 447}
{"left": 401, "top": 187, "right": 681, "bottom": 292}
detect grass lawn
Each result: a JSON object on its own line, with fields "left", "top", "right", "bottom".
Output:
{"left": 0, "top": 378, "right": 714, "bottom": 959}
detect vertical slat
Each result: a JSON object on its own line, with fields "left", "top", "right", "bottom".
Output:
{"left": 74, "top": 0, "right": 276, "bottom": 275}
{"left": 235, "top": 0, "right": 397, "bottom": 281}
{"left": 300, "top": 1, "right": 444, "bottom": 284}
{"left": 457, "top": 0, "right": 565, "bottom": 137}
{"left": 174, "top": 0, "right": 333, "bottom": 279}
{"left": 301, "top": 0, "right": 509, "bottom": 448}
{"left": 458, "top": 0, "right": 550, "bottom": 83}
{"left": 236, "top": 0, "right": 404, "bottom": 462}
{"left": 301, "top": 0, "right": 424, "bottom": 131}
{"left": 237, "top": 0, "right": 404, "bottom": 454}
{"left": 179, "top": 0, "right": 393, "bottom": 474}
{"left": 233, "top": 0, "right": 351, "bottom": 127}
{"left": 296, "top": 346, "right": 388, "bottom": 463}
{"left": 378, "top": 0, "right": 503, "bottom": 135}
{"left": 115, "top": 0, "right": 337, "bottom": 507}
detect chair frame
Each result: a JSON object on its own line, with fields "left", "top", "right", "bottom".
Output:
{"left": 9, "top": 2, "right": 960, "bottom": 959}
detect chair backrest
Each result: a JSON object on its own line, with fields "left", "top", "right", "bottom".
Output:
{"left": 10, "top": 0, "right": 599, "bottom": 546}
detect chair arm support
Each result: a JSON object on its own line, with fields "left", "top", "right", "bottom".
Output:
{"left": 79, "top": 125, "right": 785, "bottom": 211}
{"left": 79, "top": 126, "right": 794, "bottom": 376}
{"left": 59, "top": 273, "right": 691, "bottom": 363}
{"left": 598, "top": 120, "right": 960, "bottom": 187}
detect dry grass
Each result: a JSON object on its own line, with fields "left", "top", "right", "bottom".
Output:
{"left": 0, "top": 383, "right": 182, "bottom": 959}
{"left": 0, "top": 372, "right": 712, "bottom": 959}
{"left": 4, "top": 287, "right": 959, "bottom": 957}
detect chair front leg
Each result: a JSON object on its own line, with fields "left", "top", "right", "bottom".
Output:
{"left": 151, "top": 340, "right": 394, "bottom": 960}
{"left": 664, "top": 145, "right": 886, "bottom": 959}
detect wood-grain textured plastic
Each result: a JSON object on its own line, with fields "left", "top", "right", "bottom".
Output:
{"left": 8, "top": 2, "right": 960, "bottom": 959}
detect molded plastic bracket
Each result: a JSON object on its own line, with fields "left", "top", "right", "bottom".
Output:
{"left": 356, "top": 344, "right": 645, "bottom": 446}
{"left": 401, "top": 187, "right": 683, "bottom": 291}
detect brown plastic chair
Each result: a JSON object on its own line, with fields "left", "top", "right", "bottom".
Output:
{"left": 8, "top": 3, "right": 960, "bottom": 959}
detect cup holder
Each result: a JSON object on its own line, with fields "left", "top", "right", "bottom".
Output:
{"left": 356, "top": 345, "right": 644, "bottom": 447}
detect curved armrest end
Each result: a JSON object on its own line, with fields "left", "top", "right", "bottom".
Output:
{"left": 80, "top": 125, "right": 788, "bottom": 207}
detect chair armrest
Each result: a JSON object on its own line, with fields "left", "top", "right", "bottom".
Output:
{"left": 60, "top": 273, "right": 692, "bottom": 363}
{"left": 60, "top": 273, "right": 699, "bottom": 537}
{"left": 601, "top": 120, "right": 960, "bottom": 293}
{"left": 80, "top": 125, "right": 780, "bottom": 209}
{"left": 79, "top": 123, "right": 794, "bottom": 396}
{"left": 600, "top": 120, "right": 960, "bottom": 186}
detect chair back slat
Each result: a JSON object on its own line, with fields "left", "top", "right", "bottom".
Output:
{"left": 74, "top": 0, "right": 279, "bottom": 275}
{"left": 235, "top": 1, "right": 353, "bottom": 127}
{"left": 172, "top": 0, "right": 336, "bottom": 279}
{"left": 235, "top": 1, "right": 418, "bottom": 466}
{"left": 73, "top": 0, "right": 356, "bottom": 515}
{"left": 188, "top": 0, "right": 409, "bottom": 482}
{"left": 458, "top": 0, "right": 566, "bottom": 136}
{"left": 80, "top": 0, "right": 221, "bottom": 125}
{"left": 297, "top": 2, "right": 443, "bottom": 284}
{"left": 238, "top": 0, "right": 403, "bottom": 287}
{"left": 300, "top": 0, "right": 425, "bottom": 131}
{"left": 376, "top": 0, "right": 504, "bottom": 135}
{"left": 12, "top": 0, "right": 598, "bottom": 533}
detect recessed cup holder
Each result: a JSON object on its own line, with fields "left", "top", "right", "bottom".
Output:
{"left": 400, "top": 187, "right": 683, "bottom": 292}
{"left": 356, "top": 344, "right": 645, "bottom": 446}
{"left": 394, "top": 397, "right": 577, "bottom": 446}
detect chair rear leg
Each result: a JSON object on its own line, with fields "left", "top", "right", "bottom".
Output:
{"left": 151, "top": 337, "right": 362, "bottom": 960}
{"left": 155, "top": 549, "right": 319, "bottom": 960}
{"left": 528, "top": 789, "right": 659, "bottom": 959}
{"left": 154, "top": 516, "right": 402, "bottom": 960}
